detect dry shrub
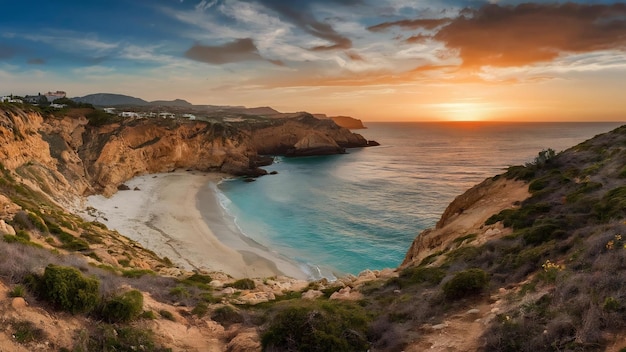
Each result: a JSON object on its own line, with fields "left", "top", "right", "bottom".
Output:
{"left": 367, "top": 317, "right": 409, "bottom": 352}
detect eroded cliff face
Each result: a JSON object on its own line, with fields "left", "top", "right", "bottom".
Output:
{"left": 0, "top": 107, "right": 372, "bottom": 199}
{"left": 248, "top": 114, "right": 369, "bottom": 154}
{"left": 0, "top": 107, "right": 89, "bottom": 204}
{"left": 79, "top": 119, "right": 254, "bottom": 196}
{"left": 401, "top": 177, "right": 530, "bottom": 268}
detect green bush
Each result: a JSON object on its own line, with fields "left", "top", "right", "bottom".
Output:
{"left": 11, "top": 320, "right": 45, "bottom": 344}
{"left": 86, "top": 109, "right": 121, "bottom": 126}
{"left": 521, "top": 219, "right": 564, "bottom": 245}
{"left": 100, "top": 290, "right": 144, "bottom": 323}
{"left": 603, "top": 297, "right": 620, "bottom": 312}
{"left": 38, "top": 264, "right": 100, "bottom": 314}
{"left": 211, "top": 305, "right": 243, "bottom": 326}
{"left": 159, "top": 309, "right": 175, "bottom": 321}
{"left": 485, "top": 203, "right": 551, "bottom": 229}
{"left": 594, "top": 186, "right": 626, "bottom": 222}
{"left": 122, "top": 268, "right": 154, "bottom": 278}
{"left": 181, "top": 273, "right": 213, "bottom": 289}
{"left": 169, "top": 285, "right": 190, "bottom": 299}
{"left": 504, "top": 165, "right": 536, "bottom": 181}
{"left": 141, "top": 310, "right": 157, "bottom": 319}
{"left": 228, "top": 278, "right": 255, "bottom": 290}
{"left": 397, "top": 266, "right": 446, "bottom": 287}
{"left": 191, "top": 302, "right": 209, "bottom": 317}
{"left": 9, "top": 285, "right": 26, "bottom": 298}
{"left": 443, "top": 268, "right": 489, "bottom": 299}
{"left": 79, "top": 324, "right": 170, "bottom": 352}
{"left": 261, "top": 301, "right": 370, "bottom": 352}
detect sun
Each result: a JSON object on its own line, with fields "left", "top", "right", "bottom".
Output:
{"left": 437, "top": 102, "right": 489, "bottom": 122}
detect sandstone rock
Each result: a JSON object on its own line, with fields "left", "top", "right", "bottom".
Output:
{"left": 11, "top": 297, "right": 28, "bottom": 309}
{"left": 378, "top": 268, "right": 398, "bottom": 279}
{"left": 329, "top": 287, "right": 363, "bottom": 301}
{"left": 358, "top": 269, "right": 377, "bottom": 280}
{"left": 485, "top": 228, "right": 502, "bottom": 237}
{"left": 302, "top": 290, "right": 323, "bottom": 300}
{"left": 236, "top": 292, "right": 275, "bottom": 305}
{"left": 210, "top": 280, "right": 224, "bottom": 288}
{"left": 226, "top": 328, "right": 261, "bottom": 352}
{"left": 222, "top": 287, "right": 236, "bottom": 295}
{"left": 466, "top": 308, "right": 481, "bottom": 315}
{"left": 0, "top": 220, "right": 16, "bottom": 236}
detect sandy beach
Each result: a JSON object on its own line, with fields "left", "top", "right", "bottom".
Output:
{"left": 82, "top": 171, "right": 309, "bottom": 280}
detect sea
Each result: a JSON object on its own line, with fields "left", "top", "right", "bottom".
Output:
{"left": 212, "top": 122, "right": 624, "bottom": 280}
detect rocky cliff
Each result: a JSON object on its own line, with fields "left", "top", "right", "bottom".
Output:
{"left": 330, "top": 116, "right": 366, "bottom": 129}
{"left": 0, "top": 107, "right": 373, "bottom": 197}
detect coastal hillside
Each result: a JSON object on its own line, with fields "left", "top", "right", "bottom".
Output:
{"left": 0, "top": 101, "right": 624, "bottom": 351}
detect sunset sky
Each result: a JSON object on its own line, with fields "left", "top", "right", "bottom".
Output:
{"left": 1, "top": 0, "right": 625, "bottom": 121}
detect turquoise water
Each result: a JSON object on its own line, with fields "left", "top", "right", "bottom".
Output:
{"left": 214, "top": 122, "right": 624, "bottom": 279}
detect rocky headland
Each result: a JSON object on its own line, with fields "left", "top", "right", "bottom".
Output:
{"left": 0, "top": 102, "right": 625, "bottom": 351}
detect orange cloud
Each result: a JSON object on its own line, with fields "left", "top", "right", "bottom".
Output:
{"left": 434, "top": 3, "right": 626, "bottom": 68}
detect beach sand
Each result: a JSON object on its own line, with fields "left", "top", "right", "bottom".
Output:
{"left": 82, "top": 171, "right": 308, "bottom": 280}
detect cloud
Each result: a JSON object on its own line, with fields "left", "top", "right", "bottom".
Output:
{"left": 405, "top": 34, "right": 432, "bottom": 44}
{"left": 433, "top": 3, "right": 626, "bottom": 68}
{"left": 185, "top": 38, "right": 280, "bottom": 65}
{"left": 27, "top": 58, "right": 45, "bottom": 65}
{"left": 368, "top": 18, "right": 452, "bottom": 32}
{"left": 250, "top": 0, "right": 353, "bottom": 50}
{"left": 346, "top": 51, "right": 364, "bottom": 61}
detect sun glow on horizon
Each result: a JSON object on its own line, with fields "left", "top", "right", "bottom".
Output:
{"left": 427, "top": 102, "right": 492, "bottom": 122}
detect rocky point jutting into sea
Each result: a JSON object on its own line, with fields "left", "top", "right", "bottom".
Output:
{"left": 0, "top": 102, "right": 625, "bottom": 351}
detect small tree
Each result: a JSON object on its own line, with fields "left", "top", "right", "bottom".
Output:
{"left": 100, "top": 290, "right": 144, "bottom": 323}
{"left": 38, "top": 265, "right": 100, "bottom": 314}
{"left": 443, "top": 268, "right": 489, "bottom": 299}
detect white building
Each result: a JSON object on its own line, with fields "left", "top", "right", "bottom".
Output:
{"left": 49, "top": 104, "right": 66, "bottom": 109}
{"left": 103, "top": 108, "right": 116, "bottom": 114}
{"left": 159, "top": 112, "right": 175, "bottom": 119}
{"left": 182, "top": 113, "right": 196, "bottom": 120}
{"left": 1, "top": 96, "right": 23, "bottom": 103}
{"left": 120, "top": 111, "right": 139, "bottom": 118}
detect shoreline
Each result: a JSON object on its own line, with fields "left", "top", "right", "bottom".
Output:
{"left": 82, "top": 171, "right": 309, "bottom": 280}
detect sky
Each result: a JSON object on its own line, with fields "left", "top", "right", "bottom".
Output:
{"left": 1, "top": 0, "right": 625, "bottom": 122}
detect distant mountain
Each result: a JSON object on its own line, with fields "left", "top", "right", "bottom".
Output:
{"left": 235, "top": 106, "right": 281, "bottom": 116}
{"left": 149, "top": 99, "right": 192, "bottom": 107}
{"left": 72, "top": 93, "right": 193, "bottom": 107}
{"left": 73, "top": 93, "right": 148, "bottom": 106}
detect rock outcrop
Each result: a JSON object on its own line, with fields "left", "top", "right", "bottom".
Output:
{"left": 330, "top": 116, "right": 366, "bottom": 129}
{"left": 401, "top": 177, "right": 530, "bottom": 268}
{"left": 286, "top": 132, "right": 344, "bottom": 156}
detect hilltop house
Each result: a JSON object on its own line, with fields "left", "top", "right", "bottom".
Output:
{"left": 159, "top": 112, "right": 175, "bottom": 119}
{"left": 120, "top": 111, "right": 139, "bottom": 118}
{"left": 1, "top": 96, "right": 23, "bottom": 103}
